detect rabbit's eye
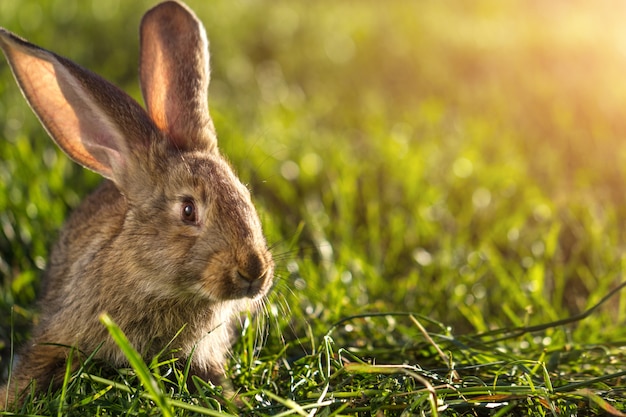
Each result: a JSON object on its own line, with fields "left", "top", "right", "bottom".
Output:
{"left": 181, "top": 200, "right": 197, "bottom": 223}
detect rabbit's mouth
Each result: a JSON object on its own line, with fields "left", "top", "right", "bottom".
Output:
{"left": 186, "top": 272, "right": 272, "bottom": 303}
{"left": 235, "top": 267, "right": 274, "bottom": 299}
{"left": 224, "top": 263, "right": 273, "bottom": 301}
{"left": 229, "top": 247, "right": 274, "bottom": 299}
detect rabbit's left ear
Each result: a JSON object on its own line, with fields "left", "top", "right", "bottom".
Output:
{"left": 140, "top": 1, "right": 217, "bottom": 152}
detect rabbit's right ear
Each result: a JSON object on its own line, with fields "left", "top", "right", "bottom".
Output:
{"left": 0, "top": 28, "right": 157, "bottom": 182}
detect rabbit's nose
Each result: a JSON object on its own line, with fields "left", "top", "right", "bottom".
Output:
{"left": 236, "top": 251, "right": 270, "bottom": 283}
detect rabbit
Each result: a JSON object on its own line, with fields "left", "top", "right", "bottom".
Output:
{"left": 0, "top": 0, "right": 274, "bottom": 408}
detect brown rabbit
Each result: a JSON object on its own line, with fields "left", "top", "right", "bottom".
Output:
{"left": 0, "top": 0, "right": 273, "bottom": 408}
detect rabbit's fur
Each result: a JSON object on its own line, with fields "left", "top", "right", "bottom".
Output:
{"left": 0, "top": 0, "right": 273, "bottom": 408}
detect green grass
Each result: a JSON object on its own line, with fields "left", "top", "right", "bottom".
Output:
{"left": 2, "top": 0, "right": 626, "bottom": 415}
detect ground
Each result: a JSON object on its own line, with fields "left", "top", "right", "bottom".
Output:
{"left": 1, "top": 1, "right": 626, "bottom": 415}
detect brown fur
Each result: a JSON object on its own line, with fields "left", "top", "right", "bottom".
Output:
{"left": 0, "top": 1, "right": 273, "bottom": 409}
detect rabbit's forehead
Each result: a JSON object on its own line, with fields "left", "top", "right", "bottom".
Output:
{"left": 164, "top": 152, "right": 249, "bottom": 200}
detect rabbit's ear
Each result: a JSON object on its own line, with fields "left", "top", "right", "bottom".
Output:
{"left": 140, "top": 1, "right": 217, "bottom": 152}
{"left": 0, "top": 29, "right": 157, "bottom": 182}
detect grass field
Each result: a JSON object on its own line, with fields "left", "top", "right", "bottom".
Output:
{"left": 2, "top": 0, "right": 626, "bottom": 415}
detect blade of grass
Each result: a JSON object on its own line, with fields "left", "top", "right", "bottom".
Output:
{"left": 571, "top": 389, "right": 626, "bottom": 417}
{"left": 3, "top": 307, "right": 15, "bottom": 408}
{"left": 99, "top": 313, "right": 173, "bottom": 417}
{"left": 410, "top": 314, "right": 460, "bottom": 382}
{"left": 56, "top": 347, "right": 74, "bottom": 417}
{"left": 86, "top": 374, "right": 236, "bottom": 416}
{"left": 478, "top": 280, "right": 626, "bottom": 342}
{"left": 261, "top": 390, "right": 310, "bottom": 417}
{"left": 403, "top": 369, "right": 440, "bottom": 417}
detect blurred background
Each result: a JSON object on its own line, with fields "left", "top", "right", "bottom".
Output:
{"left": 2, "top": 0, "right": 626, "bottom": 369}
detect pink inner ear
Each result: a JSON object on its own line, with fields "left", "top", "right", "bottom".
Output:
{"left": 143, "top": 43, "right": 170, "bottom": 134}
{"left": 140, "top": 25, "right": 189, "bottom": 150}
{"left": 6, "top": 46, "right": 116, "bottom": 178}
